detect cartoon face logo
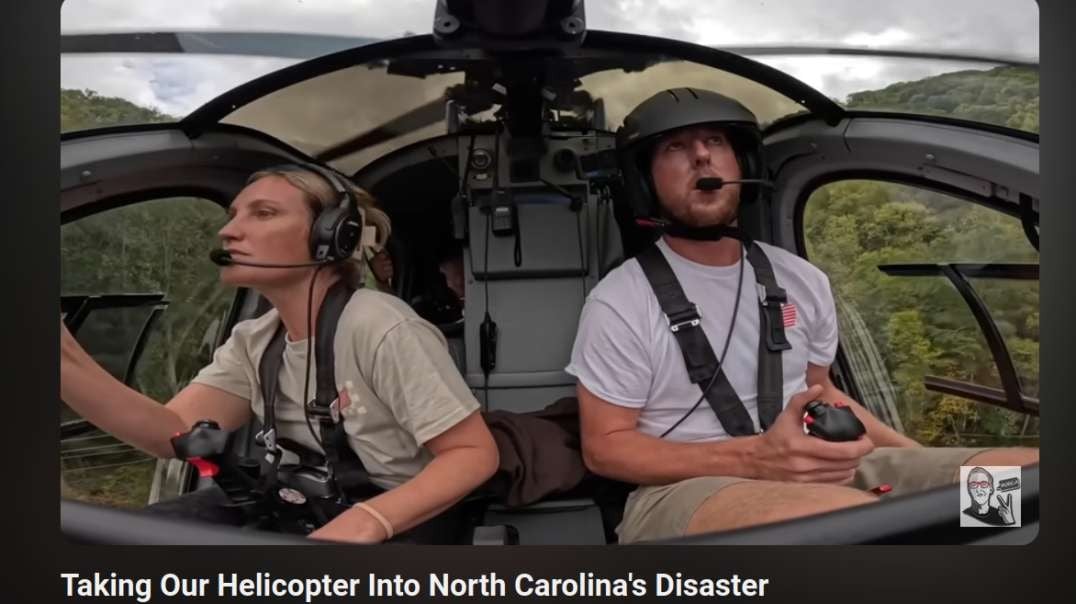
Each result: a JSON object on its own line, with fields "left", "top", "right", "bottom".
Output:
{"left": 960, "top": 465, "right": 1020, "bottom": 528}
{"left": 966, "top": 468, "right": 994, "bottom": 506}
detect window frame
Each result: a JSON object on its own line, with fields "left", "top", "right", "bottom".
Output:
{"left": 793, "top": 171, "right": 1040, "bottom": 417}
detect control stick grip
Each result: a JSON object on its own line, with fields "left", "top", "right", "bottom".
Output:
{"left": 171, "top": 419, "right": 229, "bottom": 460}
{"left": 803, "top": 401, "right": 866, "bottom": 442}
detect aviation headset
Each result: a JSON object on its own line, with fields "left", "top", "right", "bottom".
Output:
{"left": 253, "top": 162, "right": 367, "bottom": 264}
{"left": 614, "top": 87, "right": 768, "bottom": 222}
{"left": 210, "top": 163, "right": 370, "bottom": 271}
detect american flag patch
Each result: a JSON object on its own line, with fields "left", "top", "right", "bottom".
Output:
{"left": 781, "top": 302, "right": 797, "bottom": 327}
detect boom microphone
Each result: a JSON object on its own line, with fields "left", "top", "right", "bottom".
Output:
{"left": 695, "top": 176, "right": 774, "bottom": 191}
{"left": 209, "top": 249, "right": 330, "bottom": 268}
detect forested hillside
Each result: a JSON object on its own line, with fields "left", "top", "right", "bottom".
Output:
{"left": 845, "top": 66, "right": 1039, "bottom": 133}
{"left": 806, "top": 65, "right": 1039, "bottom": 447}
{"left": 61, "top": 89, "right": 175, "bottom": 132}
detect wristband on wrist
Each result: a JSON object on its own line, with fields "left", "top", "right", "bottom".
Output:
{"left": 353, "top": 501, "right": 394, "bottom": 540}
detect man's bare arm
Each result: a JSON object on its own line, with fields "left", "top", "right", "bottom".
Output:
{"left": 577, "top": 384, "right": 759, "bottom": 485}
{"left": 578, "top": 383, "right": 875, "bottom": 486}
{"left": 806, "top": 363, "right": 920, "bottom": 448}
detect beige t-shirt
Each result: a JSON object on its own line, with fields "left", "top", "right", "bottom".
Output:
{"left": 191, "top": 289, "right": 480, "bottom": 490}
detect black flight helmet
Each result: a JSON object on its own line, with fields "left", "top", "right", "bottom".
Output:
{"left": 615, "top": 87, "right": 766, "bottom": 222}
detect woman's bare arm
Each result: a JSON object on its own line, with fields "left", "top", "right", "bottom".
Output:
{"left": 308, "top": 410, "right": 498, "bottom": 543}
{"left": 61, "top": 320, "right": 252, "bottom": 458}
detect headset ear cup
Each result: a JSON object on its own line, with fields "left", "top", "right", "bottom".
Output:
{"left": 310, "top": 207, "right": 348, "bottom": 261}
{"left": 334, "top": 212, "right": 362, "bottom": 260}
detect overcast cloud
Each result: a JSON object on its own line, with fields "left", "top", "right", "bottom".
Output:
{"left": 60, "top": 0, "right": 1038, "bottom": 117}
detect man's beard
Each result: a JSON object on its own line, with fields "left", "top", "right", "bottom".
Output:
{"left": 661, "top": 191, "right": 739, "bottom": 228}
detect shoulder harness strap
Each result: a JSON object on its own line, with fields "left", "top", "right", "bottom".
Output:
{"left": 257, "top": 280, "right": 376, "bottom": 503}
{"left": 309, "top": 280, "right": 374, "bottom": 501}
{"left": 255, "top": 322, "right": 288, "bottom": 495}
{"left": 745, "top": 242, "right": 791, "bottom": 430}
{"left": 636, "top": 241, "right": 790, "bottom": 436}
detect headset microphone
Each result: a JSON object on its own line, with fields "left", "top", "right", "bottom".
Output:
{"left": 695, "top": 176, "right": 774, "bottom": 191}
{"left": 209, "top": 249, "right": 330, "bottom": 268}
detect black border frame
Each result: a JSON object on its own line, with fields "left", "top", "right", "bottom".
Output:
{"left": 6, "top": 1, "right": 1071, "bottom": 602}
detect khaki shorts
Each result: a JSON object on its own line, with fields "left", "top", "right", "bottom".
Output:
{"left": 616, "top": 446, "right": 990, "bottom": 543}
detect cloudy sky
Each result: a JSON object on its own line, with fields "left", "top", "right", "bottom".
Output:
{"left": 60, "top": 0, "right": 1038, "bottom": 118}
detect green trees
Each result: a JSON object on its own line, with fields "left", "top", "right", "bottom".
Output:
{"left": 846, "top": 66, "right": 1039, "bottom": 133}
{"left": 61, "top": 200, "right": 236, "bottom": 509}
{"left": 61, "top": 198, "right": 236, "bottom": 399}
{"left": 804, "top": 180, "right": 1039, "bottom": 448}
{"left": 61, "top": 89, "right": 174, "bottom": 132}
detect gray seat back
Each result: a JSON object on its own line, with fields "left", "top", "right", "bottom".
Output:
{"left": 463, "top": 193, "right": 622, "bottom": 412}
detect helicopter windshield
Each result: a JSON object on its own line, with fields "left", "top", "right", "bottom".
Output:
{"left": 61, "top": 0, "right": 1038, "bottom": 139}
{"left": 216, "top": 49, "right": 807, "bottom": 174}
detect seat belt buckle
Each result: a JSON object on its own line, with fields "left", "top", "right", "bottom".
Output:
{"left": 256, "top": 428, "right": 279, "bottom": 461}
{"left": 756, "top": 284, "right": 787, "bottom": 307}
{"left": 306, "top": 399, "right": 339, "bottom": 423}
{"left": 756, "top": 285, "right": 793, "bottom": 352}
{"left": 665, "top": 304, "right": 701, "bottom": 333}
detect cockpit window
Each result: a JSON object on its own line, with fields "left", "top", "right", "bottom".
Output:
{"left": 61, "top": 196, "right": 236, "bottom": 508}
{"left": 577, "top": 60, "right": 805, "bottom": 132}
{"left": 219, "top": 52, "right": 803, "bottom": 174}
{"left": 222, "top": 63, "right": 471, "bottom": 174}
{"left": 804, "top": 180, "right": 1039, "bottom": 448}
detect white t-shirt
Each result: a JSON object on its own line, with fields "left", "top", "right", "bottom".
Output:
{"left": 191, "top": 289, "right": 480, "bottom": 490}
{"left": 566, "top": 237, "right": 839, "bottom": 443}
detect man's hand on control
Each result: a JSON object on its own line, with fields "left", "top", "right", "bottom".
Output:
{"left": 748, "top": 385, "right": 875, "bottom": 485}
